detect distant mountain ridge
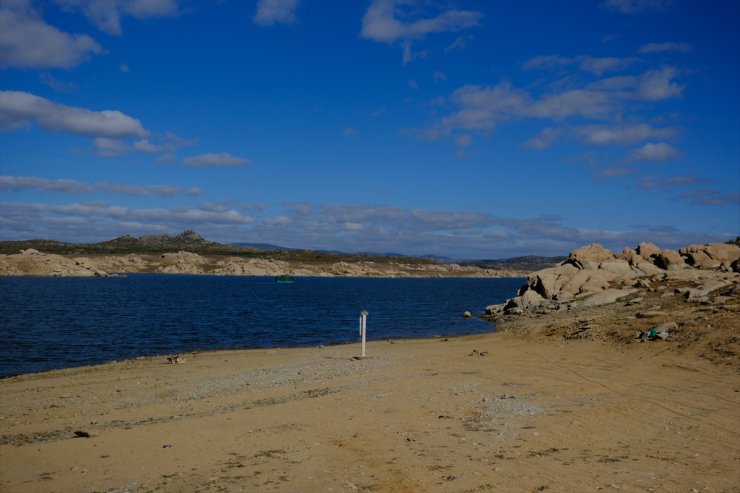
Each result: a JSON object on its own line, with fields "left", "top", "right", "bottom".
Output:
{"left": 0, "top": 230, "right": 565, "bottom": 273}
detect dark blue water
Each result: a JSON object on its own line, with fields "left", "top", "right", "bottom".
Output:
{"left": 0, "top": 275, "right": 523, "bottom": 378}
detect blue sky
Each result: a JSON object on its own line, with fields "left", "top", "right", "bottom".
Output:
{"left": 0, "top": 0, "right": 738, "bottom": 258}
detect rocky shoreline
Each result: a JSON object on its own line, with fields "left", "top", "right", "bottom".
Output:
{"left": 485, "top": 241, "right": 740, "bottom": 365}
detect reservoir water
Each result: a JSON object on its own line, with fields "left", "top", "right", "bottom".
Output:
{"left": 0, "top": 275, "right": 523, "bottom": 377}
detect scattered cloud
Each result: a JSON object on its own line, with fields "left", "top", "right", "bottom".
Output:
{"left": 243, "top": 203, "right": 715, "bottom": 257}
{"left": 253, "top": 0, "right": 300, "bottom": 26}
{"left": 574, "top": 123, "right": 676, "bottom": 146}
{"left": 523, "top": 54, "right": 640, "bottom": 76}
{"left": 0, "top": 91, "right": 147, "bottom": 138}
{"left": 342, "top": 127, "right": 358, "bottom": 138}
{"left": 408, "top": 80, "right": 420, "bottom": 90}
{"left": 401, "top": 41, "right": 428, "bottom": 64}
{"left": 677, "top": 189, "right": 740, "bottom": 206}
{"left": 639, "top": 41, "right": 691, "bottom": 54}
{"left": 0, "top": 196, "right": 723, "bottom": 256}
{"left": 596, "top": 165, "right": 633, "bottom": 178}
{"left": 407, "top": 65, "right": 685, "bottom": 142}
{"left": 119, "top": 63, "right": 130, "bottom": 73}
{"left": 433, "top": 70, "right": 447, "bottom": 82}
{"left": 97, "top": 182, "right": 202, "bottom": 197}
{"left": 0, "top": 175, "right": 202, "bottom": 197}
{"left": 361, "top": 0, "right": 482, "bottom": 43}
{"left": 54, "top": 0, "right": 180, "bottom": 36}
{"left": 0, "top": 1, "right": 103, "bottom": 69}
{"left": 626, "top": 141, "right": 682, "bottom": 162}
{"left": 601, "top": 0, "right": 673, "bottom": 15}
{"left": 183, "top": 152, "right": 250, "bottom": 167}
{"left": 39, "top": 74, "right": 78, "bottom": 94}
{"left": 524, "top": 127, "right": 561, "bottom": 150}
{"left": 0, "top": 175, "right": 95, "bottom": 194}
{"left": 638, "top": 174, "right": 703, "bottom": 190}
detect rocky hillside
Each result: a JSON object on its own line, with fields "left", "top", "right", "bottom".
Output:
{"left": 485, "top": 241, "right": 740, "bottom": 365}
{"left": 0, "top": 249, "right": 518, "bottom": 278}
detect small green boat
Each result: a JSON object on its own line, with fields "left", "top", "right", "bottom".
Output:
{"left": 275, "top": 275, "right": 295, "bottom": 284}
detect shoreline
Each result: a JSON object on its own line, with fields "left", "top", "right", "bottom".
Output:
{"left": 0, "top": 330, "right": 496, "bottom": 381}
{"left": 2, "top": 328, "right": 739, "bottom": 492}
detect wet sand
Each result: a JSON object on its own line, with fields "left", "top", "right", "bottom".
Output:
{"left": 1, "top": 331, "right": 738, "bottom": 492}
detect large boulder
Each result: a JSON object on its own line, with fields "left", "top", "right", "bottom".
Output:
{"left": 568, "top": 243, "right": 615, "bottom": 269}
{"left": 598, "top": 259, "right": 635, "bottom": 278}
{"left": 636, "top": 242, "right": 661, "bottom": 261}
{"left": 527, "top": 263, "right": 579, "bottom": 299}
{"left": 504, "top": 289, "right": 546, "bottom": 312}
{"left": 562, "top": 270, "right": 614, "bottom": 298}
{"left": 654, "top": 249, "right": 685, "bottom": 270}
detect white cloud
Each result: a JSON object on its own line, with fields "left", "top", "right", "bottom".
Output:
{"left": 574, "top": 124, "right": 676, "bottom": 145}
{"left": 0, "top": 1, "right": 103, "bottom": 69}
{"left": 361, "top": 0, "right": 482, "bottom": 43}
{"left": 0, "top": 175, "right": 203, "bottom": 197}
{"left": 94, "top": 137, "right": 129, "bottom": 157}
{"left": 0, "top": 198, "right": 721, "bottom": 257}
{"left": 54, "top": 0, "right": 179, "bottom": 35}
{"left": 253, "top": 0, "right": 300, "bottom": 26}
{"left": 342, "top": 127, "right": 358, "bottom": 138}
{"left": 626, "top": 142, "right": 682, "bottom": 162}
{"left": 134, "top": 139, "right": 162, "bottom": 153}
{"left": 639, "top": 42, "right": 691, "bottom": 54}
{"left": 601, "top": 0, "right": 673, "bottom": 14}
{"left": 409, "top": 65, "right": 685, "bottom": 143}
{"left": 0, "top": 175, "right": 94, "bottom": 194}
{"left": 183, "top": 152, "right": 251, "bottom": 167}
{"left": 635, "top": 66, "right": 684, "bottom": 100}
{"left": 0, "top": 91, "right": 148, "bottom": 138}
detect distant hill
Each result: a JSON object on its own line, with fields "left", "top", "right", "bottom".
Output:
{"left": 0, "top": 230, "right": 251, "bottom": 255}
{"left": 0, "top": 231, "right": 565, "bottom": 272}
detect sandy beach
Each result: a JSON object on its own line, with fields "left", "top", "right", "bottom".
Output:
{"left": 1, "top": 327, "right": 738, "bottom": 493}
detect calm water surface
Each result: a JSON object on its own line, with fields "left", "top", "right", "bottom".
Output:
{"left": 0, "top": 275, "right": 523, "bottom": 377}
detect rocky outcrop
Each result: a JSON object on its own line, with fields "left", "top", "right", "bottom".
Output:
{"left": 157, "top": 251, "right": 205, "bottom": 274}
{"left": 680, "top": 243, "right": 740, "bottom": 270}
{"left": 0, "top": 250, "right": 108, "bottom": 277}
{"left": 488, "top": 241, "right": 740, "bottom": 316}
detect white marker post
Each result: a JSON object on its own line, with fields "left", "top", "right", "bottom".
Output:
{"left": 359, "top": 310, "right": 368, "bottom": 358}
